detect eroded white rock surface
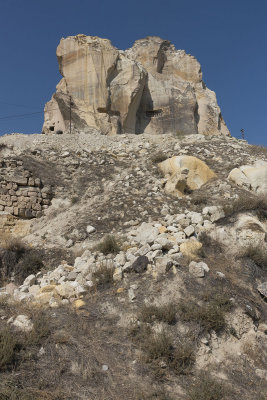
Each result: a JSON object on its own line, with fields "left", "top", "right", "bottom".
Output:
{"left": 43, "top": 35, "right": 230, "bottom": 137}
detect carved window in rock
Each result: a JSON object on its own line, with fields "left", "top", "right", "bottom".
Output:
{"left": 49, "top": 126, "right": 55, "bottom": 131}
{"left": 145, "top": 109, "right": 163, "bottom": 117}
{"left": 97, "top": 108, "right": 120, "bottom": 116}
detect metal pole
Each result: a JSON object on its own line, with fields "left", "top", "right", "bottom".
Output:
{"left": 69, "top": 95, "right": 72, "bottom": 134}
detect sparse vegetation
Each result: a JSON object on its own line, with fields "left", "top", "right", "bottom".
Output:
{"left": 139, "top": 303, "right": 176, "bottom": 325}
{"left": 29, "top": 312, "right": 51, "bottom": 345}
{"left": 135, "top": 390, "right": 174, "bottom": 400}
{"left": 0, "top": 329, "right": 17, "bottom": 370}
{"left": 142, "top": 330, "right": 195, "bottom": 375}
{"left": 239, "top": 244, "right": 267, "bottom": 269}
{"left": 198, "top": 231, "right": 223, "bottom": 255}
{"left": 95, "top": 234, "right": 120, "bottom": 255}
{"left": 92, "top": 261, "right": 115, "bottom": 287}
{"left": 151, "top": 151, "right": 168, "bottom": 164}
{"left": 187, "top": 374, "right": 226, "bottom": 400}
{"left": 0, "top": 239, "right": 44, "bottom": 284}
{"left": 178, "top": 293, "right": 232, "bottom": 334}
{"left": 223, "top": 194, "right": 267, "bottom": 220}
{"left": 71, "top": 196, "right": 79, "bottom": 204}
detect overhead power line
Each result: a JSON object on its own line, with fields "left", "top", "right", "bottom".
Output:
{"left": 0, "top": 111, "right": 43, "bottom": 120}
{"left": 0, "top": 109, "right": 60, "bottom": 120}
{"left": 0, "top": 100, "right": 43, "bottom": 109}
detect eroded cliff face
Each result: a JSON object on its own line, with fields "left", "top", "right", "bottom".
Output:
{"left": 43, "top": 35, "right": 230, "bottom": 137}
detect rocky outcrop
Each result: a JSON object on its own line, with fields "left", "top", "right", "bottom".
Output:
{"left": 158, "top": 155, "right": 216, "bottom": 196}
{"left": 228, "top": 161, "right": 267, "bottom": 193}
{"left": 43, "top": 35, "right": 230, "bottom": 137}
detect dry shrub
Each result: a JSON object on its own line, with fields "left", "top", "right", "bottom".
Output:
{"left": 239, "top": 244, "right": 267, "bottom": 269}
{"left": 178, "top": 293, "right": 232, "bottom": 334}
{"left": 28, "top": 312, "right": 51, "bottom": 345}
{"left": 151, "top": 151, "right": 168, "bottom": 164}
{"left": 92, "top": 261, "right": 115, "bottom": 288}
{"left": 198, "top": 232, "right": 223, "bottom": 255}
{"left": 187, "top": 374, "right": 226, "bottom": 400}
{"left": 0, "top": 329, "right": 18, "bottom": 370}
{"left": 135, "top": 389, "right": 173, "bottom": 400}
{"left": 95, "top": 235, "right": 120, "bottom": 255}
{"left": 142, "top": 330, "right": 195, "bottom": 375}
{"left": 223, "top": 194, "right": 267, "bottom": 220}
{"left": 0, "top": 380, "right": 69, "bottom": 400}
{"left": 139, "top": 303, "right": 176, "bottom": 325}
{"left": 0, "top": 237, "right": 44, "bottom": 284}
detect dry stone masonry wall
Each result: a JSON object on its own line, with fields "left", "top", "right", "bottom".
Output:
{"left": 0, "top": 159, "right": 52, "bottom": 218}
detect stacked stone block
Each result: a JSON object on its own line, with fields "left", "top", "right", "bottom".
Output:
{"left": 0, "top": 159, "right": 51, "bottom": 218}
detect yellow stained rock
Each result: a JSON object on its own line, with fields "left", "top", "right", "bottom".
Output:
{"left": 180, "top": 240, "right": 202, "bottom": 260}
{"left": 74, "top": 299, "right": 86, "bottom": 309}
{"left": 34, "top": 292, "right": 54, "bottom": 305}
{"left": 158, "top": 226, "right": 167, "bottom": 234}
{"left": 159, "top": 156, "right": 216, "bottom": 197}
{"left": 116, "top": 288, "right": 125, "bottom": 294}
{"left": 40, "top": 285, "right": 57, "bottom": 293}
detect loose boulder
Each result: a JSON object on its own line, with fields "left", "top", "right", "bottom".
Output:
{"left": 158, "top": 155, "right": 216, "bottom": 196}
{"left": 228, "top": 161, "right": 267, "bottom": 194}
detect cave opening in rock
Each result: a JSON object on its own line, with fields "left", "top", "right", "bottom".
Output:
{"left": 49, "top": 126, "right": 55, "bottom": 131}
{"left": 145, "top": 109, "right": 162, "bottom": 117}
{"left": 97, "top": 107, "right": 107, "bottom": 113}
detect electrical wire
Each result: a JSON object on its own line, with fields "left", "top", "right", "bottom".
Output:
{"left": 0, "top": 100, "right": 43, "bottom": 109}
{"left": 0, "top": 108, "right": 60, "bottom": 120}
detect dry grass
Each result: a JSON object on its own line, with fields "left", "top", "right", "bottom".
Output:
{"left": 95, "top": 235, "right": 120, "bottom": 255}
{"left": 0, "top": 236, "right": 44, "bottom": 284}
{"left": 142, "top": 330, "right": 195, "bottom": 375}
{"left": 0, "top": 329, "right": 18, "bottom": 370}
{"left": 223, "top": 194, "right": 267, "bottom": 220}
{"left": 135, "top": 389, "right": 174, "bottom": 400}
{"left": 92, "top": 261, "right": 115, "bottom": 288}
{"left": 187, "top": 374, "right": 226, "bottom": 400}
{"left": 139, "top": 303, "right": 176, "bottom": 325}
{"left": 0, "top": 381, "right": 69, "bottom": 400}
{"left": 178, "top": 293, "right": 232, "bottom": 334}
{"left": 238, "top": 244, "right": 267, "bottom": 269}
{"left": 28, "top": 312, "right": 51, "bottom": 345}
{"left": 150, "top": 151, "right": 168, "bottom": 164}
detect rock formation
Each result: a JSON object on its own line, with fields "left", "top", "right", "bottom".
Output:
{"left": 43, "top": 35, "right": 230, "bottom": 137}
{"left": 228, "top": 161, "right": 267, "bottom": 194}
{"left": 158, "top": 155, "right": 216, "bottom": 196}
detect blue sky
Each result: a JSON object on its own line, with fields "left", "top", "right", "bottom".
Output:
{"left": 0, "top": 0, "right": 266, "bottom": 145}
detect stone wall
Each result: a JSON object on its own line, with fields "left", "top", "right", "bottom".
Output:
{"left": 0, "top": 159, "right": 52, "bottom": 218}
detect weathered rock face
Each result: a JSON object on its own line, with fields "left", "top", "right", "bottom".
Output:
{"left": 43, "top": 35, "right": 230, "bottom": 137}
{"left": 228, "top": 161, "right": 267, "bottom": 194}
{"left": 158, "top": 155, "right": 216, "bottom": 197}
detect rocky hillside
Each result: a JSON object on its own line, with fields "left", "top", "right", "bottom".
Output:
{"left": 0, "top": 129, "right": 266, "bottom": 400}
{"left": 43, "top": 35, "right": 229, "bottom": 137}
